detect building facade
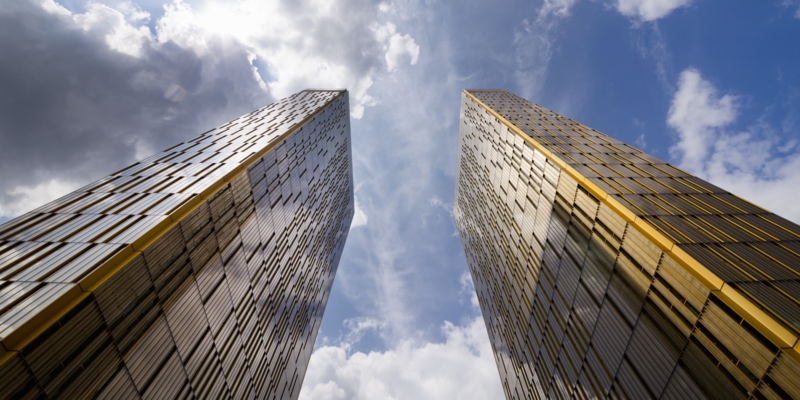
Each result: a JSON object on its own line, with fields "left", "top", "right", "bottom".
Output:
{"left": 0, "top": 90, "right": 354, "bottom": 399}
{"left": 455, "top": 90, "right": 800, "bottom": 399}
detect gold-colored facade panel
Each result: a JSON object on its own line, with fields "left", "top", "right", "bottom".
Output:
{"left": 456, "top": 89, "right": 800, "bottom": 398}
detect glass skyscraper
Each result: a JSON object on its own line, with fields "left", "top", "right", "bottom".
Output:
{"left": 455, "top": 90, "right": 800, "bottom": 399}
{"left": 0, "top": 90, "right": 353, "bottom": 399}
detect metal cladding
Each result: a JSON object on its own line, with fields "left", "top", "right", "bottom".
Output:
{"left": 0, "top": 90, "right": 354, "bottom": 399}
{"left": 455, "top": 89, "right": 800, "bottom": 399}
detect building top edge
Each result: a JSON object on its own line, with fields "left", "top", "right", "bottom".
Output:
{"left": 463, "top": 89, "right": 510, "bottom": 93}
{"left": 302, "top": 89, "right": 348, "bottom": 93}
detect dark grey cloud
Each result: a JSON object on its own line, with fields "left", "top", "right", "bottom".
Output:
{"left": 0, "top": 0, "right": 272, "bottom": 215}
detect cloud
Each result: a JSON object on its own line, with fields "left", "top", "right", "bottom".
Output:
{"left": 541, "top": 0, "right": 578, "bottom": 17}
{"left": 614, "top": 0, "right": 692, "bottom": 21}
{"left": 631, "top": 22, "right": 674, "bottom": 93}
{"left": 153, "top": 0, "right": 419, "bottom": 118}
{"left": 633, "top": 118, "right": 648, "bottom": 149}
{"left": 782, "top": 1, "right": 800, "bottom": 18}
{"left": 429, "top": 195, "right": 453, "bottom": 214}
{"left": 299, "top": 316, "right": 502, "bottom": 400}
{"left": 0, "top": 0, "right": 419, "bottom": 218}
{"left": 373, "top": 22, "right": 420, "bottom": 73}
{"left": 459, "top": 271, "right": 480, "bottom": 309}
{"left": 73, "top": 1, "right": 153, "bottom": 57}
{"left": 513, "top": 0, "right": 576, "bottom": 99}
{"left": 667, "top": 68, "right": 800, "bottom": 223}
{"left": 667, "top": 68, "right": 739, "bottom": 172}
{"left": 326, "top": 10, "right": 475, "bottom": 347}
{"left": 351, "top": 196, "right": 369, "bottom": 228}
{"left": 0, "top": 179, "right": 81, "bottom": 217}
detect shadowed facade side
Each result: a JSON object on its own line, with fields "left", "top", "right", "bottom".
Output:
{"left": 455, "top": 89, "right": 800, "bottom": 399}
{"left": 0, "top": 90, "right": 354, "bottom": 399}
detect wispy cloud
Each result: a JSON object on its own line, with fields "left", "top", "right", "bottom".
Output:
{"left": 633, "top": 118, "right": 648, "bottom": 149}
{"left": 326, "top": 8, "right": 475, "bottom": 348}
{"left": 668, "top": 68, "right": 800, "bottom": 223}
{"left": 617, "top": 0, "right": 686, "bottom": 95}
{"left": 633, "top": 22, "right": 674, "bottom": 92}
{"left": 513, "top": 0, "right": 577, "bottom": 99}
{"left": 459, "top": 271, "right": 480, "bottom": 309}
{"left": 782, "top": 0, "right": 800, "bottom": 18}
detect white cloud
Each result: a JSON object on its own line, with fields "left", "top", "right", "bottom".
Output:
{"left": 115, "top": 1, "right": 150, "bottom": 23}
{"left": 667, "top": 68, "right": 738, "bottom": 172}
{"left": 54, "top": 1, "right": 154, "bottom": 57}
{"left": 668, "top": 68, "right": 800, "bottom": 223}
{"left": 247, "top": 51, "right": 268, "bottom": 92}
{"left": 615, "top": 0, "right": 692, "bottom": 21}
{"left": 0, "top": 179, "right": 81, "bottom": 218}
{"left": 39, "top": 0, "right": 70, "bottom": 16}
{"left": 154, "top": 0, "right": 210, "bottom": 54}
{"left": 300, "top": 317, "right": 503, "bottom": 400}
{"left": 152, "top": 0, "right": 420, "bottom": 119}
{"left": 374, "top": 22, "right": 420, "bottom": 72}
{"left": 351, "top": 196, "right": 369, "bottom": 228}
{"left": 43, "top": 0, "right": 421, "bottom": 120}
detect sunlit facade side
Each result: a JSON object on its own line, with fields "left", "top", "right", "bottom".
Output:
{"left": 0, "top": 90, "right": 354, "bottom": 399}
{"left": 455, "top": 89, "right": 800, "bottom": 399}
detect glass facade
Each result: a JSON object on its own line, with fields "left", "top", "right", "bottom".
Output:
{"left": 0, "top": 90, "right": 354, "bottom": 399}
{"left": 455, "top": 89, "right": 800, "bottom": 399}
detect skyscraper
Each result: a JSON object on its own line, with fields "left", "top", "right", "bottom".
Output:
{"left": 455, "top": 90, "right": 800, "bottom": 399}
{"left": 0, "top": 90, "right": 353, "bottom": 399}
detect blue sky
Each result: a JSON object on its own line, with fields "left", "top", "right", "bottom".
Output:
{"left": 0, "top": 0, "right": 798, "bottom": 398}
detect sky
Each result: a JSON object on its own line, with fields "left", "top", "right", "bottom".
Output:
{"left": 0, "top": 0, "right": 798, "bottom": 398}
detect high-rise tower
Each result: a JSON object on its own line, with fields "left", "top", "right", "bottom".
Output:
{"left": 455, "top": 90, "right": 800, "bottom": 399}
{"left": 0, "top": 90, "right": 353, "bottom": 399}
